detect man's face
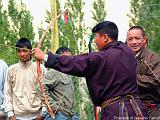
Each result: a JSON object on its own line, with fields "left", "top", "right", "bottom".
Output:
{"left": 126, "top": 29, "right": 147, "bottom": 55}
{"left": 17, "top": 47, "right": 31, "bottom": 62}
{"left": 94, "top": 33, "right": 108, "bottom": 51}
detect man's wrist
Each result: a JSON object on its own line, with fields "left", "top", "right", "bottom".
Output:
{"left": 40, "top": 106, "right": 48, "bottom": 117}
{"left": 44, "top": 54, "right": 48, "bottom": 62}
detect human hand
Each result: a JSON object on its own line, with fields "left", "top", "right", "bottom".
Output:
{"left": 32, "top": 48, "right": 45, "bottom": 61}
{"left": 9, "top": 116, "right": 16, "bottom": 120}
{"left": 36, "top": 115, "right": 44, "bottom": 120}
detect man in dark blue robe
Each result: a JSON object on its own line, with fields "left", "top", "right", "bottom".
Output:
{"left": 33, "top": 21, "right": 148, "bottom": 120}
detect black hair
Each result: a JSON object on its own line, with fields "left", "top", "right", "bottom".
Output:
{"left": 128, "top": 26, "right": 145, "bottom": 37}
{"left": 55, "top": 47, "right": 71, "bottom": 54}
{"left": 92, "top": 21, "right": 118, "bottom": 41}
{"left": 15, "top": 38, "right": 32, "bottom": 50}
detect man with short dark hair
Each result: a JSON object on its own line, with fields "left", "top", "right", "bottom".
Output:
{"left": 36, "top": 46, "right": 79, "bottom": 120}
{"left": 33, "top": 21, "right": 147, "bottom": 119}
{"left": 4, "top": 38, "right": 46, "bottom": 120}
{"left": 126, "top": 26, "right": 160, "bottom": 119}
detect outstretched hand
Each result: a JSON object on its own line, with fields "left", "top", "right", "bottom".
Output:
{"left": 32, "top": 48, "right": 45, "bottom": 61}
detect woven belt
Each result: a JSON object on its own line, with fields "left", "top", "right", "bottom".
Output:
{"left": 101, "top": 96, "right": 120, "bottom": 109}
{"left": 100, "top": 94, "right": 138, "bottom": 109}
{"left": 101, "top": 94, "right": 145, "bottom": 120}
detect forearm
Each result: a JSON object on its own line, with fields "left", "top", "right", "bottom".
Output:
{"left": 137, "top": 74, "right": 160, "bottom": 90}
{"left": 44, "top": 52, "right": 58, "bottom": 68}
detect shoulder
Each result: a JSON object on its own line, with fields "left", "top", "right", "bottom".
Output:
{"left": 43, "top": 69, "right": 60, "bottom": 81}
{"left": 45, "top": 69, "right": 70, "bottom": 80}
{"left": 0, "top": 59, "right": 8, "bottom": 66}
{"left": 0, "top": 59, "right": 5, "bottom": 64}
{"left": 144, "top": 48, "right": 160, "bottom": 59}
{"left": 8, "top": 63, "right": 19, "bottom": 70}
{"left": 143, "top": 48, "right": 160, "bottom": 63}
{"left": 8, "top": 63, "right": 19, "bottom": 74}
{"left": 0, "top": 60, "right": 8, "bottom": 69}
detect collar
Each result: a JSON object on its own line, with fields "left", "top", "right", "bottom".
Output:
{"left": 135, "top": 51, "right": 141, "bottom": 58}
{"left": 19, "top": 60, "right": 32, "bottom": 68}
{"left": 135, "top": 47, "right": 145, "bottom": 60}
{"left": 102, "top": 41, "right": 121, "bottom": 50}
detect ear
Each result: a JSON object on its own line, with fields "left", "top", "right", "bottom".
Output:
{"left": 143, "top": 36, "right": 148, "bottom": 47}
{"left": 103, "top": 34, "right": 109, "bottom": 42}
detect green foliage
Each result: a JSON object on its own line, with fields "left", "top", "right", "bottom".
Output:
{"left": 0, "top": 0, "right": 34, "bottom": 65}
{"left": 58, "top": 17, "right": 78, "bottom": 54}
{"left": 8, "top": 0, "right": 34, "bottom": 40}
{"left": 0, "top": 0, "right": 17, "bottom": 65}
{"left": 128, "top": 0, "right": 160, "bottom": 53}
{"left": 84, "top": 101, "right": 94, "bottom": 120}
{"left": 72, "top": 76, "right": 82, "bottom": 116}
{"left": 65, "top": 0, "right": 88, "bottom": 53}
{"left": 92, "top": 0, "right": 107, "bottom": 23}
{"left": 90, "top": 0, "right": 107, "bottom": 52}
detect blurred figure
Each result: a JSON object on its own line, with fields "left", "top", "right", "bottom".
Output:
{"left": 126, "top": 26, "right": 160, "bottom": 118}
{"left": 0, "top": 59, "right": 8, "bottom": 120}
{"left": 36, "top": 47, "right": 79, "bottom": 120}
{"left": 4, "top": 38, "right": 46, "bottom": 120}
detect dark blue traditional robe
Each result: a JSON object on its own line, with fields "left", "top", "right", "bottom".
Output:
{"left": 45, "top": 41, "right": 148, "bottom": 119}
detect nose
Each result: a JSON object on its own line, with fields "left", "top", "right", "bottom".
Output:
{"left": 20, "top": 51, "right": 25, "bottom": 56}
{"left": 132, "top": 38, "right": 137, "bottom": 43}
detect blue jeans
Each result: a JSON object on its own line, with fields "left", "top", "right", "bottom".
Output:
{"left": 44, "top": 112, "right": 80, "bottom": 120}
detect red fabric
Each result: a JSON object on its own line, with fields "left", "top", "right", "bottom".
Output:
{"left": 94, "top": 106, "right": 99, "bottom": 120}
{"left": 64, "top": 14, "right": 69, "bottom": 24}
{"left": 143, "top": 102, "right": 157, "bottom": 110}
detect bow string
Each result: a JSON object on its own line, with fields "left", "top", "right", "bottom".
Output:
{"left": 36, "top": 8, "right": 68, "bottom": 120}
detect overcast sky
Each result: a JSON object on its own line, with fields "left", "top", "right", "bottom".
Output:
{"left": 21, "top": 0, "right": 130, "bottom": 42}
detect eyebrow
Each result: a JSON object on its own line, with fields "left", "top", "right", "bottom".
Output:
{"left": 17, "top": 48, "right": 32, "bottom": 51}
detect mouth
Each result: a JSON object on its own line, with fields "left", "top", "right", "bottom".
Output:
{"left": 131, "top": 45, "right": 139, "bottom": 49}
{"left": 20, "top": 58, "right": 27, "bottom": 61}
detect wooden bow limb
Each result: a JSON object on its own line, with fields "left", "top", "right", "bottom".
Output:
{"left": 36, "top": 8, "right": 68, "bottom": 120}
{"left": 38, "top": 8, "right": 68, "bottom": 48}
{"left": 94, "top": 106, "right": 99, "bottom": 120}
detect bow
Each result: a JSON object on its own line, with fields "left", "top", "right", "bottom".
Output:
{"left": 88, "top": 33, "right": 95, "bottom": 52}
{"left": 36, "top": 8, "right": 67, "bottom": 119}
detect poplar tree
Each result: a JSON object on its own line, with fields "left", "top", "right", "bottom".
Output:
{"left": 128, "top": 0, "right": 160, "bottom": 53}
{"left": 8, "top": 0, "right": 34, "bottom": 40}
{"left": 92, "top": 0, "right": 107, "bottom": 23}
{"left": 0, "top": 0, "right": 34, "bottom": 65}
{"left": 0, "top": 1, "right": 12, "bottom": 64}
